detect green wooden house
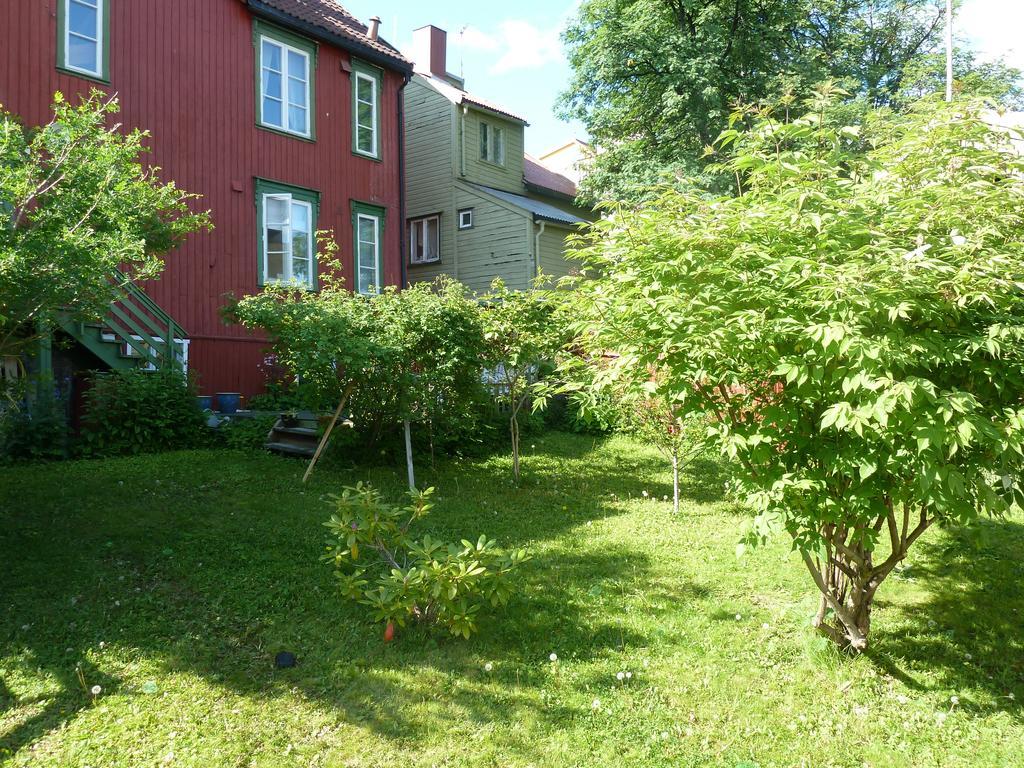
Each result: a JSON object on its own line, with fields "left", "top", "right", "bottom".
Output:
{"left": 403, "top": 26, "right": 590, "bottom": 294}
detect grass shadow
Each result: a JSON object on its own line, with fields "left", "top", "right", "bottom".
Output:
{"left": 867, "top": 517, "right": 1024, "bottom": 718}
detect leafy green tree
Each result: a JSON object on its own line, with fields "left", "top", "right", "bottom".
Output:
{"left": 483, "top": 280, "right": 563, "bottom": 482}
{"left": 560, "top": 0, "right": 1020, "bottom": 202}
{"left": 0, "top": 92, "right": 209, "bottom": 360}
{"left": 569, "top": 89, "right": 1024, "bottom": 651}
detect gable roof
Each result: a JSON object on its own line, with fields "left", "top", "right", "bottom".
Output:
{"left": 249, "top": 0, "right": 412, "bottom": 72}
{"left": 417, "top": 73, "right": 529, "bottom": 125}
{"left": 469, "top": 183, "right": 587, "bottom": 227}
{"left": 524, "top": 154, "right": 577, "bottom": 200}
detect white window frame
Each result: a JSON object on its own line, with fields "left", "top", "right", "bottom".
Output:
{"left": 356, "top": 213, "right": 382, "bottom": 295}
{"left": 64, "top": 0, "right": 104, "bottom": 78}
{"left": 262, "top": 193, "right": 315, "bottom": 288}
{"left": 408, "top": 215, "right": 440, "bottom": 265}
{"left": 480, "top": 122, "right": 505, "bottom": 166}
{"left": 458, "top": 209, "right": 474, "bottom": 229}
{"left": 259, "top": 35, "right": 312, "bottom": 138}
{"left": 354, "top": 71, "right": 379, "bottom": 158}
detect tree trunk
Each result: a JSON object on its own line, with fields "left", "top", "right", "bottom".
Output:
{"left": 510, "top": 410, "right": 520, "bottom": 482}
{"left": 671, "top": 450, "right": 680, "bottom": 515}
{"left": 803, "top": 506, "right": 933, "bottom": 652}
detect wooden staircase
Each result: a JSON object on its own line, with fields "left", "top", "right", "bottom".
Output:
{"left": 266, "top": 411, "right": 322, "bottom": 458}
{"left": 56, "top": 269, "right": 187, "bottom": 373}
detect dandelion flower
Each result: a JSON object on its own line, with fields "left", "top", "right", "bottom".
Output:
{"left": 484, "top": 662, "right": 493, "bottom": 673}
{"left": 591, "top": 698, "right": 601, "bottom": 710}
{"left": 1009, "top": 693, "right": 1016, "bottom": 700}
{"left": 549, "top": 653, "right": 558, "bottom": 662}
{"left": 761, "top": 622, "right": 770, "bottom": 630}
{"left": 660, "top": 731, "right": 669, "bottom": 740}
{"left": 626, "top": 671, "right": 633, "bottom": 680}
{"left": 90, "top": 685, "right": 102, "bottom": 696}
{"left": 735, "top": 614, "right": 742, "bottom": 621}
{"left": 617, "top": 671, "right": 625, "bottom": 681}
{"left": 950, "top": 695, "right": 960, "bottom": 706}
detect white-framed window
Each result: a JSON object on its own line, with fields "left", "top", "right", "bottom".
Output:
{"left": 409, "top": 216, "right": 440, "bottom": 264}
{"left": 262, "top": 194, "right": 315, "bottom": 288}
{"left": 355, "top": 211, "right": 382, "bottom": 295}
{"left": 354, "top": 71, "right": 379, "bottom": 157}
{"left": 63, "top": 0, "right": 104, "bottom": 78}
{"left": 480, "top": 122, "right": 505, "bottom": 165}
{"left": 259, "top": 36, "right": 312, "bottom": 137}
{"left": 458, "top": 209, "right": 474, "bottom": 229}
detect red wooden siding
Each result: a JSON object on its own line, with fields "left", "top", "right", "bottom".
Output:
{"left": 0, "top": 0, "right": 407, "bottom": 398}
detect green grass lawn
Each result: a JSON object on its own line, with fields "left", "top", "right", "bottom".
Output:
{"left": 1, "top": 432, "right": 1022, "bottom": 767}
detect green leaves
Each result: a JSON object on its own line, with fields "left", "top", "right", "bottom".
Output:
{"left": 1, "top": 92, "right": 210, "bottom": 359}
{"left": 567, "top": 93, "right": 1024, "bottom": 647}
{"left": 322, "top": 484, "right": 529, "bottom": 639}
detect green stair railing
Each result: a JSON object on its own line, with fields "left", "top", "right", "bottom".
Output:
{"left": 57, "top": 270, "right": 187, "bottom": 373}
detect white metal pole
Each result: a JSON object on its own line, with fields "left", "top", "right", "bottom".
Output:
{"left": 946, "top": 0, "right": 954, "bottom": 102}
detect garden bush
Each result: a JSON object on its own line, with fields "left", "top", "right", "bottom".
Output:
{"left": 323, "top": 483, "right": 529, "bottom": 639}
{"left": 79, "top": 368, "right": 205, "bottom": 456}
{"left": 0, "top": 382, "right": 68, "bottom": 463}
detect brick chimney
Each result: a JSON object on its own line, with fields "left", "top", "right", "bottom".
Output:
{"left": 411, "top": 25, "right": 448, "bottom": 78}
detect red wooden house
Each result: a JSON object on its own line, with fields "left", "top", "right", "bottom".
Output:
{"left": 0, "top": 0, "right": 412, "bottom": 401}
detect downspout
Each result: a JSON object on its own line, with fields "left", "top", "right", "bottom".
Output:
{"left": 460, "top": 106, "right": 467, "bottom": 177}
{"left": 533, "top": 219, "right": 546, "bottom": 282}
{"left": 398, "top": 72, "right": 411, "bottom": 288}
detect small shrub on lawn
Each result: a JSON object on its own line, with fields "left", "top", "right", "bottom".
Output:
{"left": 79, "top": 369, "right": 205, "bottom": 456}
{"left": 218, "top": 413, "right": 281, "bottom": 451}
{"left": 323, "top": 483, "right": 530, "bottom": 639}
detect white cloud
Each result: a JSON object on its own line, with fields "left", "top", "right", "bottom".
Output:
{"left": 960, "top": 0, "right": 1024, "bottom": 71}
{"left": 490, "top": 20, "right": 564, "bottom": 75}
{"left": 458, "top": 26, "right": 500, "bottom": 52}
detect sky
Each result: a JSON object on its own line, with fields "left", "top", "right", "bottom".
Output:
{"left": 341, "top": 0, "right": 1024, "bottom": 157}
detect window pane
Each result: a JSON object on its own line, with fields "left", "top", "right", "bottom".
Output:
{"left": 288, "top": 105, "right": 307, "bottom": 134}
{"left": 262, "top": 41, "right": 282, "bottom": 72}
{"left": 266, "top": 197, "right": 289, "bottom": 225}
{"left": 68, "top": 35, "right": 98, "bottom": 72}
{"left": 480, "top": 123, "right": 488, "bottom": 160}
{"left": 291, "top": 203, "right": 309, "bottom": 235}
{"left": 262, "top": 68, "right": 282, "bottom": 99}
{"left": 359, "top": 267, "right": 376, "bottom": 294}
{"left": 426, "top": 218, "right": 438, "bottom": 257}
{"left": 69, "top": 1, "right": 98, "bottom": 39}
{"left": 358, "top": 217, "right": 376, "bottom": 248}
{"left": 293, "top": 257, "right": 311, "bottom": 285}
{"left": 287, "top": 76, "right": 306, "bottom": 108}
{"left": 357, "top": 126, "right": 373, "bottom": 154}
{"left": 288, "top": 50, "right": 307, "bottom": 83}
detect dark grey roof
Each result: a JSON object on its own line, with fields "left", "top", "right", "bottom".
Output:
{"left": 470, "top": 184, "right": 587, "bottom": 226}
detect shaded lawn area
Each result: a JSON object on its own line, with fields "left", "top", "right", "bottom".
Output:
{"left": 0, "top": 432, "right": 1022, "bottom": 767}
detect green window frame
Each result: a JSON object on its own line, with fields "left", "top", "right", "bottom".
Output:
{"left": 255, "top": 178, "right": 321, "bottom": 289}
{"left": 351, "top": 201, "right": 386, "bottom": 295}
{"left": 351, "top": 59, "right": 383, "bottom": 160}
{"left": 253, "top": 20, "right": 318, "bottom": 141}
{"left": 57, "top": 0, "right": 110, "bottom": 82}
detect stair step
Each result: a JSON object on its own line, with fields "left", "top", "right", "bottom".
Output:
{"left": 272, "top": 426, "right": 319, "bottom": 438}
{"left": 266, "top": 442, "right": 316, "bottom": 458}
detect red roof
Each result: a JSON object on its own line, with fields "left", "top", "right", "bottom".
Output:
{"left": 257, "top": 0, "right": 411, "bottom": 69}
{"left": 524, "top": 154, "right": 577, "bottom": 199}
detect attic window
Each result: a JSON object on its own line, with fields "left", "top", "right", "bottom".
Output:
{"left": 480, "top": 122, "right": 505, "bottom": 166}
{"left": 458, "top": 209, "right": 474, "bottom": 229}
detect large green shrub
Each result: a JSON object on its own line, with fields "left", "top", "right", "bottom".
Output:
{"left": 79, "top": 369, "right": 205, "bottom": 456}
{"left": 323, "top": 484, "right": 529, "bottom": 639}
{"left": 230, "top": 275, "right": 491, "bottom": 456}
{"left": 569, "top": 89, "right": 1024, "bottom": 651}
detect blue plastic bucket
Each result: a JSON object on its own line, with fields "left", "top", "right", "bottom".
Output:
{"left": 196, "top": 395, "right": 213, "bottom": 411}
{"left": 216, "top": 392, "right": 241, "bottom": 415}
